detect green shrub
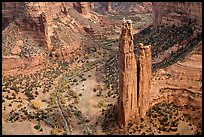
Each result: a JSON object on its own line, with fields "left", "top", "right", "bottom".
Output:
{"left": 98, "top": 99, "right": 106, "bottom": 108}
{"left": 34, "top": 124, "right": 41, "bottom": 130}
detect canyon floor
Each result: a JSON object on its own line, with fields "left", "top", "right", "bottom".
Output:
{"left": 2, "top": 12, "right": 202, "bottom": 135}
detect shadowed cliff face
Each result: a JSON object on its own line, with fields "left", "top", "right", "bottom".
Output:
{"left": 91, "top": 2, "right": 152, "bottom": 13}
{"left": 152, "top": 2, "right": 202, "bottom": 28}
{"left": 2, "top": 2, "right": 27, "bottom": 29}
{"left": 73, "top": 2, "right": 91, "bottom": 17}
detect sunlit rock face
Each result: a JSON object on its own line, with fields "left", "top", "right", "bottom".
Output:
{"left": 2, "top": 2, "right": 69, "bottom": 49}
{"left": 137, "top": 43, "right": 152, "bottom": 118}
{"left": 117, "top": 19, "right": 152, "bottom": 127}
{"left": 117, "top": 20, "right": 138, "bottom": 127}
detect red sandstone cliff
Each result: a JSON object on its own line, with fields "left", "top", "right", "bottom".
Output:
{"left": 152, "top": 2, "right": 202, "bottom": 29}
{"left": 92, "top": 2, "right": 152, "bottom": 13}
{"left": 2, "top": 2, "right": 104, "bottom": 56}
{"left": 73, "top": 2, "right": 91, "bottom": 18}
{"left": 2, "top": 2, "right": 69, "bottom": 49}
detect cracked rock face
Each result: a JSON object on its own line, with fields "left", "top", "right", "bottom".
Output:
{"left": 117, "top": 20, "right": 152, "bottom": 127}
{"left": 152, "top": 2, "right": 202, "bottom": 28}
{"left": 117, "top": 20, "right": 137, "bottom": 127}
{"left": 73, "top": 2, "right": 91, "bottom": 17}
{"left": 39, "top": 12, "right": 51, "bottom": 49}
{"left": 137, "top": 43, "right": 152, "bottom": 118}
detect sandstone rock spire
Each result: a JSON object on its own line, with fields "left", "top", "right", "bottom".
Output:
{"left": 107, "top": 2, "right": 112, "bottom": 12}
{"left": 117, "top": 20, "right": 152, "bottom": 127}
{"left": 117, "top": 19, "right": 138, "bottom": 127}
{"left": 39, "top": 12, "right": 51, "bottom": 50}
{"left": 137, "top": 43, "right": 152, "bottom": 117}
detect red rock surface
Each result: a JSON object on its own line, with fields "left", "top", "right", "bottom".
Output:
{"left": 137, "top": 43, "right": 152, "bottom": 118}
{"left": 152, "top": 2, "right": 202, "bottom": 29}
{"left": 91, "top": 2, "right": 152, "bottom": 13}
{"left": 73, "top": 2, "right": 91, "bottom": 17}
{"left": 117, "top": 22, "right": 152, "bottom": 127}
{"left": 117, "top": 20, "right": 137, "bottom": 127}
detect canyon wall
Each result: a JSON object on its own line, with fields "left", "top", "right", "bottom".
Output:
{"left": 91, "top": 2, "right": 111, "bottom": 12}
{"left": 150, "top": 88, "right": 202, "bottom": 109}
{"left": 92, "top": 2, "right": 152, "bottom": 13}
{"left": 2, "top": 2, "right": 74, "bottom": 25}
{"left": 2, "top": 2, "right": 67, "bottom": 49}
{"left": 2, "top": 2, "right": 92, "bottom": 50}
{"left": 2, "top": 2, "right": 26, "bottom": 29}
{"left": 152, "top": 2, "right": 202, "bottom": 29}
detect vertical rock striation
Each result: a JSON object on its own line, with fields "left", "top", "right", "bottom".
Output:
{"left": 137, "top": 43, "right": 152, "bottom": 118}
{"left": 152, "top": 2, "right": 202, "bottom": 29}
{"left": 117, "top": 19, "right": 137, "bottom": 127}
{"left": 73, "top": 2, "right": 91, "bottom": 18}
{"left": 117, "top": 20, "right": 152, "bottom": 127}
{"left": 107, "top": 2, "right": 112, "bottom": 12}
{"left": 80, "top": 2, "right": 91, "bottom": 16}
{"left": 39, "top": 12, "right": 51, "bottom": 50}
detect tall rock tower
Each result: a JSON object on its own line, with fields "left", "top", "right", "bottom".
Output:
{"left": 39, "top": 12, "right": 51, "bottom": 50}
{"left": 107, "top": 2, "right": 112, "bottom": 12}
{"left": 117, "top": 19, "right": 138, "bottom": 127}
{"left": 117, "top": 20, "right": 152, "bottom": 127}
{"left": 137, "top": 43, "right": 152, "bottom": 117}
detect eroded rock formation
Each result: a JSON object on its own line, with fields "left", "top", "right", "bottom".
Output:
{"left": 152, "top": 2, "right": 202, "bottom": 29}
{"left": 73, "top": 2, "right": 91, "bottom": 17}
{"left": 117, "top": 19, "right": 138, "bottom": 127}
{"left": 2, "top": 2, "right": 101, "bottom": 54}
{"left": 117, "top": 20, "right": 152, "bottom": 127}
{"left": 2, "top": 2, "right": 65, "bottom": 49}
{"left": 39, "top": 12, "right": 51, "bottom": 49}
{"left": 80, "top": 2, "right": 91, "bottom": 17}
{"left": 137, "top": 43, "right": 152, "bottom": 118}
{"left": 107, "top": 2, "right": 112, "bottom": 12}
{"left": 2, "top": 2, "right": 26, "bottom": 29}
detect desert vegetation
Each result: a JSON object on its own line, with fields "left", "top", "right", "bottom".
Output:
{"left": 2, "top": 2, "right": 202, "bottom": 135}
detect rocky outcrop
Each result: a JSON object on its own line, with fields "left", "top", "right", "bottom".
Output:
{"left": 2, "top": 2, "right": 99, "bottom": 52}
{"left": 73, "top": 2, "right": 91, "bottom": 17}
{"left": 152, "top": 2, "right": 202, "bottom": 29}
{"left": 39, "top": 12, "right": 51, "bottom": 49}
{"left": 137, "top": 43, "right": 152, "bottom": 118}
{"left": 92, "top": 2, "right": 152, "bottom": 13}
{"left": 2, "top": 2, "right": 64, "bottom": 49}
{"left": 2, "top": 2, "right": 27, "bottom": 29}
{"left": 107, "top": 2, "right": 112, "bottom": 12}
{"left": 117, "top": 19, "right": 138, "bottom": 127}
{"left": 149, "top": 88, "right": 202, "bottom": 110}
{"left": 117, "top": 20, "right": 152, "bottom": 127}
{"left": 80, "top": 2, "right": 91, "bottom": 17}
